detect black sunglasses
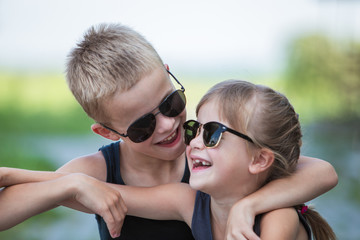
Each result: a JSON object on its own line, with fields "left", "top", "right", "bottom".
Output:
{"left": 183, "top": 120, "right": 253, "bottom": 148}
{"left": 101, "top": 70, "right": 186, "bottom": 143}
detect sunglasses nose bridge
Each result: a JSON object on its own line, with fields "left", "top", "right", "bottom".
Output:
{"left": 153, "top": 110, "right": 161, "bottom": 117}
{"left": 198, "top": 124, "right": 204, "bottom": 138}
{"left": 188, "top": 123, "right": 205, "bottom": 147}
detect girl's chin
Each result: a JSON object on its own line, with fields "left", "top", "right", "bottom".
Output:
{"left": 189, "top": 179, "right": 208, "bottom": 192}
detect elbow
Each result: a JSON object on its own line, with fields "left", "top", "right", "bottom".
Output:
{"left": 0, "top": 220, "right": 15, "bottom": 231}
{"left": 323, "top": 161, "right": 338, "bottom": 191}
{"left": 0, "top": 226, "right": 11, "bottom": 232}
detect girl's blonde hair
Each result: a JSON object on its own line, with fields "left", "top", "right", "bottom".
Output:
{"left": 196, "top": 80, "right": 336, "bottom": 240}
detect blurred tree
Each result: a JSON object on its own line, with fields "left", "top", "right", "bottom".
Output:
{"left": 285, "top": 34, "right": 360, "bottom": 122}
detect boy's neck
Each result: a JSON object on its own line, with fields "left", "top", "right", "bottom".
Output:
{"left": 119, "top": 143, "right": 186, "bottom": 187}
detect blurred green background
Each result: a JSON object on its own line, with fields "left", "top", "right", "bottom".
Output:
{"left": 1, "top": 0, "right": 360, "bottom": 239}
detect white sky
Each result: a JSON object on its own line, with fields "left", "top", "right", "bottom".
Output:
{"left": 0, "top": 0, "right": 359, "bottom": 74}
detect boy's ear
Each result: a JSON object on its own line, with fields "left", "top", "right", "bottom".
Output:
{"left": 91, "top": 123, "right": 121, "bottom": 141}
{"left": 164, "top": 64, "right": 169, "bottom": 71}
{"left": 249, "top": 148, "right": 274, "bottom": 174}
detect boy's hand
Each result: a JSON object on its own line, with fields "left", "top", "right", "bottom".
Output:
{"left": 225, "top": 199, "right": 260, "bottom": 240}
{"left": 66, "top": 173, "right": 127, "bottom": 238}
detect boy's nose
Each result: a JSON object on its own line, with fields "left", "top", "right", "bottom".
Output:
{"left": 155, "top": 113, "right": 176, "bottom": 134}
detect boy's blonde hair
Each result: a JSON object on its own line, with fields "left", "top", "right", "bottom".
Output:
{"left": 196, "top": 80, "right": 336, "bottom": 240}
{"left": 66, "top": 23, "right": 164, "bottom": 122}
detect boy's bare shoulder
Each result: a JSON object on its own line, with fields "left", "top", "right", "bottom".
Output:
{"left": 56, "top": 151, "right": 107, "bottom": 181}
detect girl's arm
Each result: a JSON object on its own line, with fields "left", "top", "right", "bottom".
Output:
{"left": 225, "top": 156, "right": 338, "bottom": 239}
{"left": 259, "top": 208, "right": 305, "bottom": 240}
{"left": 116, "top": 182, "right": 196, "bottom": 225}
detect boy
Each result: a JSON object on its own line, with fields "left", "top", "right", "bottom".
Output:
{"left": 0, "top": 23, "right": 337, "bottom": 240}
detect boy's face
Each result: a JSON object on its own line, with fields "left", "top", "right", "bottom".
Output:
{"left": 102, "top": 66, "right": 187, "bottom": 161}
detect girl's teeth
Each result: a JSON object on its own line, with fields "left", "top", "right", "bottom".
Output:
{"left": 192, "top": 160, "right": 211, "bottom": 166}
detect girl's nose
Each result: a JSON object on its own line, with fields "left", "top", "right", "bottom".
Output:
{"left": 189, "top": 127, "right": 205, "bottom": 150}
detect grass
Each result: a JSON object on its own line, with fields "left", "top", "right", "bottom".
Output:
{"left": 0, "top": 72, "right": 94, "bottom": 134}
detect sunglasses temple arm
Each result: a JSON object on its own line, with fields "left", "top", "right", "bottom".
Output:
{"left": 99, "top": 123, "right": 128, "bottom": 137}
{"left": 167, "top": 70, "right": 185, "bottom": 91}
{"left": 227, "top": 128, "right": 253, "bottom": 143}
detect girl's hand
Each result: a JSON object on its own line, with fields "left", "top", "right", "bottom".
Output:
{"left": 225, "top": 199, "right": 260, "bottom": 240}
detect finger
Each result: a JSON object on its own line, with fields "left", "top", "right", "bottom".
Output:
{"left": 101, "top": 207, "right": 119, "bottom": 238}
{"left": 243, "top": 230, "right": 261, "bottom": 240}
{"left": 107, "top": 194, "right": 127, "bottom": 236}
{"left": 104, "top": 192, "right": 128, "bottom": 238}
{"left": 225, "top": 228, "right": 261, "bottom": 240}
{"left": 225, "top": 233, "right": 248, "bottom": 240}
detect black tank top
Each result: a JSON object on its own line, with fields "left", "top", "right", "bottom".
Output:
{"left": 95, "top": 141, "right": 195, "bottom": 240}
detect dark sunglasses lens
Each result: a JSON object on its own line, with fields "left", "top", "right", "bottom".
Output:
{"left": 203, "top": 122, "right": 222, "bottom": 147}
{"left": 159, "top": 90, "right": 186, "bottom": 117}
{"left": 127, "top": 114, "right": 156, "bottom": 143}
{"left": 183, "top": 120, "right": 200, "bottom": 145}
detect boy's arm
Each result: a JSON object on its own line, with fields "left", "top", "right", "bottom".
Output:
{"left": 0, "top": 167, "right": 65, "bottom": 187}
{"left": 0, "top": 167, "right": 195, "bottom": 237}
{"left": 0, "top": 172, "right": 127, "bottom": 238}
{"left": 0, "top": 174, "right": 81, "bottom": 230}
{"left": 0, "top": 151, "right": 124, "bottom": 238}
{"left": 225, "top": 156, "right": 338, "bottom": 239}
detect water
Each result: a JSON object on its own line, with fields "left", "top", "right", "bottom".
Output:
{"left": 1, "top": 123, "right": 359, "bottom": 239}
{"left": 301, "top": 123, "right": 360, "bottom": 239}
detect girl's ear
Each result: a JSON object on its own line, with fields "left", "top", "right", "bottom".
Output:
{"left": 91, "top": 123, "right": 121, "bottom": 141}
{"left": 249, "top": 148, "right": 274, "bottom": 174}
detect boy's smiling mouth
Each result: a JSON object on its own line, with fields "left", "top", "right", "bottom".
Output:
{"left": 157, "top": 128, "right": 179, "bottom": 145}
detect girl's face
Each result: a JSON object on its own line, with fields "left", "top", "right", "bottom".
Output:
{"left": 105, "top": 67, "right": 187, "bottom": 161}
{"left": 186, "top": 99, "right": 254, "bottom": 198}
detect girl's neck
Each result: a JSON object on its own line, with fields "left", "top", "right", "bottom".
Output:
{"left": 210, "top": 196, "right": 241, "bottom": 240}
{"left": 208, "top": 183, "right": 261, "bottom": 240}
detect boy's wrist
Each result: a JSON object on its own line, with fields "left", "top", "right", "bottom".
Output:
{"left": 237, "top": 195, "right": 260, "bottom": 216}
